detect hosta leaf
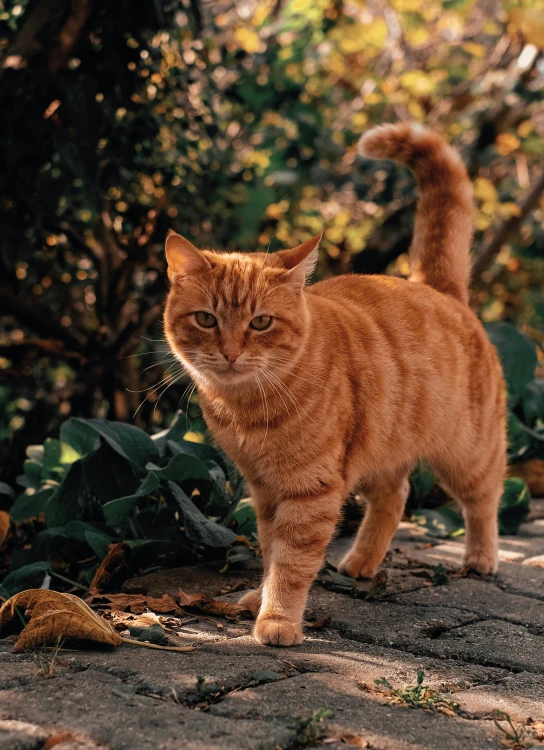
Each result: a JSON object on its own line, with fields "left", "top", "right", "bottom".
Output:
{"left": 499, "top": 478, "right": 531, "bottom": 535}
{"left": 412, "top": 506, "right": 465, "bottom": 539}
{"left": 0, "top": 562, "right": 51, "bottom": 599}
{"left": 70, "top": 418, "right": 159, "bottom": 471}
{"left": 485, "top": 322, "right": 537, "bottom": 405}
{"left": 10, "top": 487, "right": 54, "bottom": 522}
{"left": 145, "top": 453, "right": 210, "bottom": 483}
{"left": 168, "top": 482, "right": 237, "bottom": 548}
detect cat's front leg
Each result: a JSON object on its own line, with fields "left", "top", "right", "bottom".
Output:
{"left": 253, "top": 489, "right": 342, "bottom": 647}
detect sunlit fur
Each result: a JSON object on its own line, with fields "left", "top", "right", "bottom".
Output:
{"left": 164, "top": 123, "right": 507, "bottom": 647}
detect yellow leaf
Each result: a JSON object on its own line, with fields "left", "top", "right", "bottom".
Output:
{"left": 233, "top": 26, "right": 261, "bottom": 54}
{"left": 497, "top": 202, "right": 522, "bottom": 219}
{"left": 0, "top": 590, "right": 122, "bottom": 651}
{"left": 473, "top": 177, "right": 498, "bottom": 204}
{"left": 496, "top": 133, "right": 520, "bottom": 156}
{"left": 462, "top": 42, "right": 487, "bottom": 57}
{"left": 509, "top": 9, "right": 544, "bottom": 48}
{"left": 517, "top": 120, "right": 533, "bottom": 138}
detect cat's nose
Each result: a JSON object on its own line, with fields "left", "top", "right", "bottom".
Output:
{"left": 220, "top": 349, "right": 241, "bottom": 363}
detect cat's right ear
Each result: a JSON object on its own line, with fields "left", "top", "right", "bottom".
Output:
{"left": 165, "top": 231, "right": 211, "bottom": 281}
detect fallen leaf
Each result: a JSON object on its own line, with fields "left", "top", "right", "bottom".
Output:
{"left": 342, "top": 734, "right": 369, "bottom": 747}
{"left": 87, "top": 592, "right": 181, "bottom": 615}
{"left": 305, "top": 615, "right": 332, "bottom": 630}
{"left": 89, "top": 542, "right": 131, "bottom": 595}
{"left": 0, "top": 589, "right": 122, "bottom": 651}
{"left": 178, "top": 588, "right": 251, "bottom": 619}
{"left": 0, "top": 511, "right": 9, "bottom": 549}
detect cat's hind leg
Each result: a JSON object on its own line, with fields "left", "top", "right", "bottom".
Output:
{"left": 432, "top": 446, "right": 505, "bottom": 576}
{"left": 338, "top": 471, "right": 410, "bottom": 579}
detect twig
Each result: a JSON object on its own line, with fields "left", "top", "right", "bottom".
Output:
{"left": 472, "top": 170, "right": 544, "bottom": 278}
{"left": 120, "top": 637, "right": 196, "bottom": 652}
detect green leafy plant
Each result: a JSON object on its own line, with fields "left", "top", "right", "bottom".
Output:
{"left": 291, "top": 709, "right": 332, "bottom": 748}
{"left": 373, "top": 670, "right": 461, "bottom": 716}
{"left": 1, "top": 412, "right": 254, "bottom": 597}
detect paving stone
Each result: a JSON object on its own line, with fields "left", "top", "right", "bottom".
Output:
{"left": 394, "top": 578, "right": 544, "bottom": 631}
{"left": 0, "top": 670, "right": 293, "bottom": 750}
{"left": 0, "top": 720, "right": 49, "bottom": 750}
{"left": 210, "top": 672, "right": 499, "bottom": 750}
{"left": 454, "top": 671, "right": 544, "bottom": 722}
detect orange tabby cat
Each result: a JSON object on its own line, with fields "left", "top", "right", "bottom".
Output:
{"left": 163, "top": 123, "right": 507, "bottom": 647}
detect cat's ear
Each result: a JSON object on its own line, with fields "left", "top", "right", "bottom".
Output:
{"left": 277, "top": 232, "right": 322, "bottom": 286}
{"left": 165, "top": 231, "right": 211, "bottom": 280}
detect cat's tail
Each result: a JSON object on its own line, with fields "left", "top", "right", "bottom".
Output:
{"left": 358, "top": 123, "right": 472, "bottom": 305}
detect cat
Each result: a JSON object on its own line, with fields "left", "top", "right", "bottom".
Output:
{"left": 163, "top": 123, "right": 507, "bottom": 647}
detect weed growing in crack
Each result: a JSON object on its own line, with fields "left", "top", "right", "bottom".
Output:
{"left": 491, "top": 711, "right": 532, "bottom": 749}
{"left": 371, "top": 670, "right": 461, "bottom": 717}
{"left": 33, "top": 636, "right": 63, "bottom": 679}
{"left": 290, "top": 709, "right": 332, "bottom": 747}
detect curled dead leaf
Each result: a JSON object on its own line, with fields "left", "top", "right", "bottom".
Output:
{"left": 178, "top": 588, "right": 251, "bottom": 619}
{"left": 0, "top": 511, "right": 10, "bottom": 549}
{"left": 87, "top": 592, "right": 181, "bottom": 615}
{"left": 89, "top": 542, "right": 132, "bottom": 595}
{"left": 0, "top": 589, "right": 122, "bottom": 651}
{"left": 342, "top": 734, "right": 370, "bottom": 748}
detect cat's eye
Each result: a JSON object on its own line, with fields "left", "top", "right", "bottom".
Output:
{"left": 195, "top": 311, "right": 217, "bottom": 328}
{"left": 250, "top": 315, "right": 272, "bottom": 331}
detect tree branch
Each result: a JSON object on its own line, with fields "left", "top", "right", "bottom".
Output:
{"left": 472, "top": 170, "right": 544, "bottom": 278}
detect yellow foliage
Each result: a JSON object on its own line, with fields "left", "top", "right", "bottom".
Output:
{"left": 509, "top": 8, "right": 544, "bottom": 48}
{"left": 497, "top": 202, "right": 522, "bottom": 219}
{"left": 473, "top": 177, "right": 498, "bottom": 204}
{"left": 496, "top": 133, "right": 520, "bottom": 156}
{"left": 400, "top": 71, "right": 435, "bottom": 96}
{"left": 334, "top": 19, "right": 388, "bottom": 54}
{"left": 234, "top": 26, "right": 261, "bottom": 54}
{"left": 462, "top": 42, "right": 487, "bottom": 57}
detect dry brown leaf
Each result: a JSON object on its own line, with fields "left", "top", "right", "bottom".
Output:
{"left": 342, "top": 734, "right": 370, "bottom": 748}
{"left": 305, "top": 615, "right": 332, "bottom": 630}
{"left": 88, "top": 542, "right": 131, "bottom": 595}
{"left": 178, "top": 588, "right": 251, "bottom": 619}
{"left": 87, "top": 592, "right": 181, "bottom": 615}
{"left": 0, "top": 511, "right": 10, "bottom": 549}
{"left": 0, "top": 589, "right": 122, "bottom": 651}
{"left": 509, "top": 459, "right": 544, "bottom": 496}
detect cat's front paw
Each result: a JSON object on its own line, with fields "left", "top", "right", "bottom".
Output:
{"left": 463, "top": 549, "right": 498, "bottom": 576}
{"left": 337, "top": 550, "right": 378, "bottom": 579}
{"left": 238, "top": 587, "right": 262, "bottom": 618}
{"left": 254, "top": 615, "right": 303, "bottom": 647}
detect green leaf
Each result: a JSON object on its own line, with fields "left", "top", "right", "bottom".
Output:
{"left": 227, "top": 497, "right": 257, "bottom": 536}
{"left": 0, "top": 561, "right": 51, "bottom": 598}
{"left": 499, "top": 478, "right": 531, "bottom": 535}
{"left": 102, "top": 472, "right": 160, "bottom": 526}
{"left": 60, "top": 417, "right": 101, "bottom": 455}
{"left": 522, "top": 379, "right": 544, "bottom": 428}
{"left": 42, "top": 438, "right": 80, "bottom": 477}
{"left": 0, "top": 482, "right": 15, "bottom": 500}
{"left": 84, "top": 531, "right": 112, "bottom": 560}
{"left": 168, "top": 482, "right": 237, "bottom": 548}
{"left": 10, "top": 487, "right": 54, "bottom": 522}
{"left": 410, "top": 462, "right": 435, "bottom": 502}
{"left": 485, "top": 322, "right": 537, "bottom": 405}
{"left": 412, "top": 506, "right": 465, "bottom": 539}
{"left": 151, "top": 410, "right": 187, "bottom": 455}
{"left": 226, "top": 544, "right": 255, "bottom": 565}
{"left": 145, "top": 454, "right": 210, "bottom": 483}
{"left": 43, "top": 460, "right": 83, "bottom": 528}
{"left": 23, "top": 460, "right": 43, "bottom": 490}
{"left": 69, "top": 418, "right": 159, "bottom": 471}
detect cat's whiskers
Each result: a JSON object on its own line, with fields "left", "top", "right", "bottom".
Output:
{"left": 252, "top": 371, "right": 269, "bottom": 451}
{"left": 259, "top": 366, "right": 307, "bottom": 437}
{"left": 131, "top": 366, "right": 186, "bottom": 419}
{"left": 137, "top": 355, "right": 176, "bottom": 375}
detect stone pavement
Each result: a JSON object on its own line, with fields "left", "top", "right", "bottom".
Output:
{"left": 1, "top": 513, "right": 544, "bottom": 750}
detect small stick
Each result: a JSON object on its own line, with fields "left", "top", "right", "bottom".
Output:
{"left": 121, "top": 637, "right": 196, "bottom": 652}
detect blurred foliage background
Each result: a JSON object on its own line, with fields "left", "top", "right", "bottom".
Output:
{"left": 1, "top": 0, "right": 543, "bottom": 487}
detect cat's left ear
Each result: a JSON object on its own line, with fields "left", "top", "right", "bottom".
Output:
{"left": 277, "top": 231, "right": 322, "bottom": 286}
{"left": 165, "top": 230, "right": 211, "bottom": 281}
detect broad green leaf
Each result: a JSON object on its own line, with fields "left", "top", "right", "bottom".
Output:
{"left": 102, "top": 472, "right": 160, "bottom": 527}
{"left": 69, "top": 418, "right": 159, "bottom": 470}
{"left": 168, "top": 482, "right": 237, "bottom": 548}
{"left": 42, "top": 438, "right": 80, "bottom": 477}
{"left": 499, "top": 478, "right": 530, "bottom": 535}
{"left": 60, "top": 418, "right": 101, "bottom": 456}
{"left": 145, "top": 454, "right": 210, "bottom": 483}
{"left": 412, "top": 506, "right": 465, "bottom": 539}
{"left": 522, "top": 379, "right": 544, "bottom": 428}
{"left": 485, "top": 322, "right": 537, "bottom": 405}
{"left": 151, "top": 410, "right": 187, "bottom": 455}
{"left": 43, "top": 460, "right": 83, "bottom": 528}
{"left": 0, "top": 561, "right": 51, "bottom": 598}
{"left": 227, "top": 497, "right": 257, "bottom": 536}
{"left": 0, "top": 482, "right": 15, "bottom": 500}
{"left": 23, "top": 461, "right": 42, "bottom": 490}
{"left": 84, "top": 531, "right": 112, "bottom": 560}
{"left": 10, "top": 487, "right": 54, "bottom": 522}
{"left": 82, "top": 444, "right": 139, "bottom": 502}
{"left": 410, "top": 462, "right": 435, "bottom": 503}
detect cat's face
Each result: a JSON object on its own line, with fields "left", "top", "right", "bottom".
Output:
{"left": 164, "top": 232, "right": 321, "bottom": 388}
